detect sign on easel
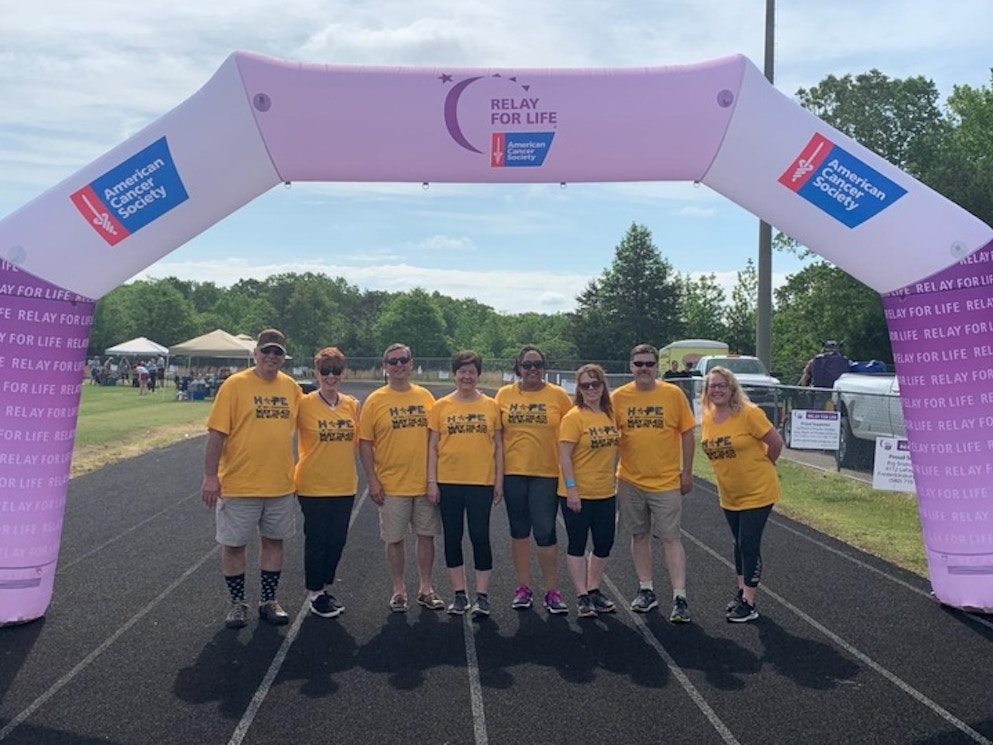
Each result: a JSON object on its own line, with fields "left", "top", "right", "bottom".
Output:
{"left": 788, "top": 409, "right": 840, "bottom": 450}
{"left": 872, "top": 437, "right": 916, "bottom": 492}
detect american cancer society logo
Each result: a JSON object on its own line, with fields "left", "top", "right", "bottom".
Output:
{"left": 440, "top": 73, "right": 557, "bottom": 168}
{"left": 778, "top": 133, "right": 906, "bottom": 228}
{"left": 70, "top": 136, "right": 189, "bottom": 246}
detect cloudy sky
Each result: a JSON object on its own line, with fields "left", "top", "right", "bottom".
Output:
{"left": 2, "top": 1, "right": 992, "bottom": 312}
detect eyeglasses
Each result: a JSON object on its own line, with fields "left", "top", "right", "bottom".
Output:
{"left": 259, "top": 345, "right": 285, "bottom": 356}
{"left": 631, "top": 360, "right": 656, "bottom": 368}
{"left": 707, "top": 382, "right": 729, "bottom": 391}
{"left": 578, "top": 380, "right": 603, "bottom": 391}
{"left": 520, "top": 360, "right": 545, "bottom": 370}
{"left": 385, "top": 355, "right": 411, "bottom": 366}
{"left": 319, "top": 366, "right": 344, "bottom": 377}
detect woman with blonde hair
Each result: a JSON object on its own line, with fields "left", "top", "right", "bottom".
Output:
{"left": 700, "top": 366, "right": 783, "bottom": 623}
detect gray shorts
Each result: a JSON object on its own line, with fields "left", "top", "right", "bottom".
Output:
{"left": 617, "top": 479, "right": 682, "bottom": 541}
{"left": 215, "top": 494, "right": 297, "bottom": 546}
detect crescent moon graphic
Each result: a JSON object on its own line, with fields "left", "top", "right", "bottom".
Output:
{"left": 444, "top": 77, "right": 484, "bottom": 154}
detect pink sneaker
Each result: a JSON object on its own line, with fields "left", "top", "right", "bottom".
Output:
{"left": 543, "top": 589, "right": 568, "bottom": 615}
{"left": 512, "top": 585, "right": 533, "bottom": 610}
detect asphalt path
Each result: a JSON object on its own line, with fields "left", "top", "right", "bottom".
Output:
{"left": 2, "top": 383, "right": 992, "bottom": 744}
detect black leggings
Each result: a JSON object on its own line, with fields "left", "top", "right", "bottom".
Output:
{"left": 438, "top": 484, "right": 494, "bottom": 570}
{"left": 560, "top": 496, "right": 616, "bottom": 558}
{"left": 298, "top": 496, "right": 355, "bottom": 592}
{"left": 723, "top": 504, "right": 773, "bottom": 588}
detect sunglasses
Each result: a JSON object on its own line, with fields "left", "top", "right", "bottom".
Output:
{"left": 520, "top": 360, "right": 545, "bottom": 370}
{"left": 319, "top": 366, "right": 344, "bottom": 377}
{"left": 631, "top": 360, "right": 656, "bottom": 368}
{"left": 578, "top": 380, "right": 603, "bottom": 391}
{"left": 385, "top": 355, "right": 411, "bottom": 366}
{"left": 260, "top": 345, "right": 285, "bottom": 356}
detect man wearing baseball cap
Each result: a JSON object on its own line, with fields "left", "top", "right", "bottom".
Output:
{"left": 201, "top": 328, "right": 303, "bottom": 629}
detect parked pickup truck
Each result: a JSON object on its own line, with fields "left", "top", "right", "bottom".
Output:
{"left": 694, "top": 354, "right": 783, "bottom": 425}
{"left": 832, "top": 372, "right": 905, "bottom": 468}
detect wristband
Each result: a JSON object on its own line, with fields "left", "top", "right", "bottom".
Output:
{"left": 565, "top": 478, "right": 576, "bottom": 488}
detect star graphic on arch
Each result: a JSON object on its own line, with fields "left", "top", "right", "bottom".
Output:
{"left": 439, "top": 73, "right": 453, "bottom": 83}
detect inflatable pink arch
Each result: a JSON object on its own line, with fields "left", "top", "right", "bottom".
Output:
{"left": 2, "top": 52, "right": 992, "bottom": 623}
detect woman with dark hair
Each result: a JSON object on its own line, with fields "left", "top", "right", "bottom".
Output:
{"left": 294, "top": 346, "right": 361, "bottom": 618}
{"left": 558, "top": 364, "right": 621, "bottom": 618}
{"left": 700, "top": 366, "right": 783, "bottom": 623}
{"left": 427, "top": 351, "right": 503, "bottom": 618}
{"left": 494, "top": 345, "right": 573, "bottom": 614}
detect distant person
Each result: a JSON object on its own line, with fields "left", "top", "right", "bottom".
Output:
{"left": 559, "top": 364, "right": 621, "bottom": 618}
{"left": 612, "top": 344, "right": 696, "bottom": 623}
{"left": 494, "top": 345, "right": 572, "bottom": 614}
{"left": 147, "top": 359, "right": 158, "bottom": 393}
{"left": 800, "top": 341, "right": 850, "bottom": 389}
{"left": 294, "top": 346, "right": 360, "bottom": 618}
{"left": 662, "top": 360, "right": 683, "bottom": 380}
{"left": 427, "top": 351, "right": 503, "bottom": 618}
{"left": 201, "top": 329, "right": 302, "bottom": 629}
{"left": 358, "top": 343, "right": 444, "bottom": 613}
{"left": 118, "top": 357, "right": 131, "bottom": 386}
{"left": 700, "top": 366, "right": 783, "bottom": 623}
{"left": 135, "top": 361, "right": 149, "bottom": 396}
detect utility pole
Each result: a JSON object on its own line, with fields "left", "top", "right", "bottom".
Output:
{"left": 756, "top": 0, "right": 775, "bottom": 366}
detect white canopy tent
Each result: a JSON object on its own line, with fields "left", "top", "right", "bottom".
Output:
{"left": 169, "top": 329, "right": 256, "bottom": 359}
{"left": 104, "top": 336, "right": 169, "bottom": 357}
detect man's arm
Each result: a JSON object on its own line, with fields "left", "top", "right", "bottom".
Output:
{"left": 359, "top": 439, "right": 384, "bottom": 505}
{"left": 201, "top": 428, "right": 227, "bottom": 508}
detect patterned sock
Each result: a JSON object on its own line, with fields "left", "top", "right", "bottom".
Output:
{"left": 260, "top": 570, "right": 281, "bottom": 602}
{"left": 224, "top": 573, "right": 245, "bottom": 603}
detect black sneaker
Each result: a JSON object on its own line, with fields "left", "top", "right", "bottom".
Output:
{"left": 225, "top": 600, "right": 249, "bottom": 629}
{"left": 448, "top": 592, "right": 469, "bottom": 616}
{"left": 589, "top": 588, "right": 616, "bottom": 614}
{"left": 725, "top": 589, "right": 744, "bottom": 615}
{"left": 669, "top": 596, "right": 692, "bottom": 624}
{"left": 630, "top": 588, "right": 658, "bottom": 613}
{"left": 310, "top": 593, "right": 344, "bottom": 618}
{"left": 576, "top": 594, "right": 597, "bottom": 618}
{"left": 471, "top": 594, "right": 491, "bottom": 618}
{"left": 325, "top": 594, "right": 345, "bottom": 617}
{"left": 259, "top": 600, "right": 290, "bottom": 626}
{"left": 727, "top": 598, "right": 759, "bottom": 623}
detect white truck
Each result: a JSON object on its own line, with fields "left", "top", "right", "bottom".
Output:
{"left": 831, "top": 372, "right": 904, "bottom": 468}
{"left": 693, "top": 354, "right": 783, "bottom": 425}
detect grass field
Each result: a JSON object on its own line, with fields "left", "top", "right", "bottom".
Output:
{"left": 71, "top": 382, "right": 927, "bottom": 578}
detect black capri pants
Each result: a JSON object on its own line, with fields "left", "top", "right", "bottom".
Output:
{"left": 723, "top": 504, "right": 774, "bottom": 588}
{"left": 560, "top": 496, "right": 616, "bottom": 558}
{"left": 503, "top": 475, "right": 559, "bottom": 546}
{"left": 297, "top": 495, "right": 355, "bottom": 592}
{"left": 438, "top": 484, "right": 494, "bottom": 571}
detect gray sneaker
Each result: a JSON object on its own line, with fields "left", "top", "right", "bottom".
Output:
{"left": 225, "top": 600, "right": 249, "bottom": 629}
{"left": 630, "top": 588, "right": 659, "bottom": 613}
{"left": 259, "top": 600, "right": 289, "bottom": 626}
{"left": 589, "top": 588, "right": 616, "bottom": 614}
{"left": 576, "top": 594, "right": 597, "bottom": 618}
{"left": 448, "top": 592, "right": 470, "bottom": 616}
{"left": 471, "top": 594, "right": 491, "bottom": 618}
{"left": 669, "top": 596, "right": 692, "bottom": 624}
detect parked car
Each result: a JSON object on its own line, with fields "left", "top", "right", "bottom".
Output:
{"left": 832, "top": 372, "right": 904, "bottom": 468}
{"left": 693, "top": 354, "right": 783, "bottom": 425}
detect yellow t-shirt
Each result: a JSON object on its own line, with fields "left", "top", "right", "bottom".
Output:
{"left": 206, "top": 368, "right": 302, "bottom": 497}
{"left": 294, "top": 391, "right": 360, "bottom": 497}
{"left": 700, "top": 403, "right": 781, "bottom": 510}
{"left": 557, "top": 407, "right": 621, "bottom": 499}
{"left": 357, "top": 384, "right": 435, "bottom": 496}
{"left": 611, "top": 380, "right": 696, "bottom": 492}
{"left": 428, "top": 393, "right": 502, "bottom": 485}
{"left": 495, "top": 382, "right": 574, "bottom": 477}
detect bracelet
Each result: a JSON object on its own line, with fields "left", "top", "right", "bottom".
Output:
{"left": 564, "top": 478, "right": 576, "bottom": 488}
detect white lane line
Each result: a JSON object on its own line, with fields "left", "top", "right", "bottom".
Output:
{"left": 599, "top": 574, "right": 741, "bottom": 745}
{"left": 683, "top": 531, "right": 993, "bottom": 745}
{"left": 693, "top": 480, "right": 993, "bottom": 631}
{"left": 227, "top": 489, "right": 368, "bottom": 745}
{"left": 461, "top": 602, "right": 489, "bottom": 745}
{"left": 0, "top": 546, "right": 218, "bottom": 742}
{"left": 58, "top": 492, "right": 199, "bottom": 574}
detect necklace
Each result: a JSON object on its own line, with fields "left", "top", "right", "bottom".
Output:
{"left": 318, "top": 390, "right": 339, "bottom": 409}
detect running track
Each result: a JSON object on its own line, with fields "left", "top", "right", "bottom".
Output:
{"left": 1, "top": 383, "right": 992, "bottom": 744}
